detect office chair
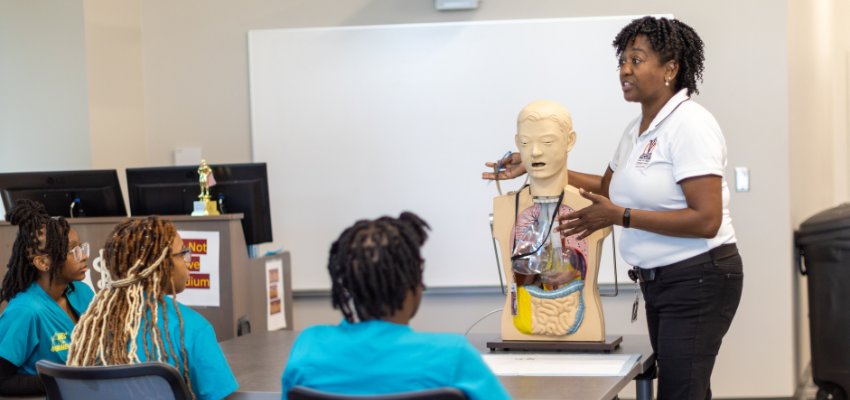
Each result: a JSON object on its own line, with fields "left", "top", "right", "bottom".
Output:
{"left": 36, "top": 360, "right": 192, "bottom": 400}
{"left": 287, "top": 386, "right": 467, "bottom": 400}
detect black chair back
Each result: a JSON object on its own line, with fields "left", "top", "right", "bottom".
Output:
{"left": 35, "top": 360, "right": 191, "bottom": 400}
{"left": 287, "top": 386, "right": 467, "bottom": 400}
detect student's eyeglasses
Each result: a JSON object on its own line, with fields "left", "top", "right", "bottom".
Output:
{"left": 173, "top": 247, "right": 192, "bottom": 263}
{"left": 69, "top": 243, "right": 90, "bottom": 263}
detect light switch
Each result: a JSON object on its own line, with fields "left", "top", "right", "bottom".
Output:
{"left": 735, "top": 167, "right": 749, "bottom": 192}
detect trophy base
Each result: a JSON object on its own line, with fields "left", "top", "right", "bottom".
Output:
{"left": 191, "top": 200, "right": 220, "bottom": 217}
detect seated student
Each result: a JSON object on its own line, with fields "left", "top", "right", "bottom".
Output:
{"left": 0, "top": 199, "right": 95, "bottom": 396}
{"left": 66, "top": 216, "right": 238, "bottom": 400}
{"left": 281, "top": 212, "right": 511, "bottom": 400}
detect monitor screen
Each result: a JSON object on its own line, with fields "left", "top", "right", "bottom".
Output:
{"left": 0, "top": 170, "right": 127, "bottom": 218}
{"left": 126, "top": 163, "right": 272, "bottom": 246}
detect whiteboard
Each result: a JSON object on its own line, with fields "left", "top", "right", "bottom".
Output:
{"left": 249, "top": 15, "right": 669, "bottom": 290}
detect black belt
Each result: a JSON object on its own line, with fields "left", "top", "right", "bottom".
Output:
{"left": 628, "top": 243, "right": 738, "bottom": 283}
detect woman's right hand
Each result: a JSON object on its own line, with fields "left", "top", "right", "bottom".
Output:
{"left": 482, "top": 153, "right": 526, "bottom": 180}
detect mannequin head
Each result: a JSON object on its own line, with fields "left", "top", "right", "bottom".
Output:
{"left": 515, "top": 100, "right": 577, "bottom": 196}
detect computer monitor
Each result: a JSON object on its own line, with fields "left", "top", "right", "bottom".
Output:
{"left": 125, "top": 163, "right": 273, "bottom": 246}
{"left": 0, "top": 170, "right": 127, "bottom": 218}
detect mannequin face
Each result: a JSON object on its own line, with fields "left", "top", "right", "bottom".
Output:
{"left": 515, "top": 119, "right": 575, "bottom": 181}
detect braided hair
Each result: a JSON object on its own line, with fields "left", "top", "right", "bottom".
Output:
{"left": 1, "top": 199, "right": 71, "bottom": 304}
{"left": 613, "top": 16, "right": 705, "bottom": 96}
{"left": 328, "top": 212, "right": 430, "bottom": 323}
{"left": 67, "top": 216, "right": 195, "bottom": 400}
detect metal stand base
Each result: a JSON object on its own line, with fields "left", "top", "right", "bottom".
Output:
{"left": 636, "top": 380, "right": 653, "bottom": 400}
{"left": 635, "top": 363, "right": 657, "bottom": 400}
{"left": 486, "top": 335, "right": 623, "bottom": 352}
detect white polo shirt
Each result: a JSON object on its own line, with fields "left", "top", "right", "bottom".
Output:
{"left": 608, "top": 89, "right": 736, "bottom": 269}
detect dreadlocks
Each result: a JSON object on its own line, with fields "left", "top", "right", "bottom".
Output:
{"left": 613, "top": 16, "right": 705, "bottom": 96}
{"left": 66, "top": 216, "right": 195, "bottom": 400}
{"left": 328, "top": 212, "right": 430, "bottom": 323}
{"left": 1, "top": 199, "right": 71, "bottom": 304}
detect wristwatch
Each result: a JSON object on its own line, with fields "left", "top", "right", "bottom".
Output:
{"left": 623, "top": 208, "right": 631, "bottom": 228}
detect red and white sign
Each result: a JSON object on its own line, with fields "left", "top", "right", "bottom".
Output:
{"left": 177, "top": 231, "right": 221, "bottom": 307}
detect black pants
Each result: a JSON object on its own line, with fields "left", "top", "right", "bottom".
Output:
{"left": 640, "top": 249, "right": 744, "bottom": 400}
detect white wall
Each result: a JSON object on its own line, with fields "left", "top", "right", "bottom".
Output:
{"left": 0, "top": 0, "right": 93, "bottom": 215}
{"left": 84, "top": 0, "right": 148, "bottom": 211}
{"left": 788, "top": 0, "right": 850, "bottom": 389}
{"left": 130, "top": 1, "right": 792, "bottom": 397}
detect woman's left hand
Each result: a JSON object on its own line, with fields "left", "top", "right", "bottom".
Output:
{"left": 555, "top": 189, "right": 623, "bottom": 240}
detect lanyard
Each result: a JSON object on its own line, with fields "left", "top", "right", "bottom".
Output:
{"left": 510, "top": 186, "right": 564, "bottom": 261}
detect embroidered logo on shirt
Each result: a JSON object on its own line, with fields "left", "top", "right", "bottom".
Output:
{"left": 635, "top": 138, "right": 658, "bottom": 169}
{"left": 51, "top": 332, "right": 70, "bottom": 352}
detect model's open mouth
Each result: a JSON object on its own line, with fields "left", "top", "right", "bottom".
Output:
{"left": 532, "top": 162, "right": 545, "bottom": 168}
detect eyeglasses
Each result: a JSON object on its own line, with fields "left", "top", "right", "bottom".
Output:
{"left": 173, "top": 247, "right": 192, "bottom": 263}
{"left": 69, "top": 243, "right": 90, "bottom": 263}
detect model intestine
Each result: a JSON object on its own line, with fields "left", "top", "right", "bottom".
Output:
{"left": 529, "top": 290, "right": 582, "bottom": 335}
{"left": 510, "top": 203, "right": 588, "bottom": 336}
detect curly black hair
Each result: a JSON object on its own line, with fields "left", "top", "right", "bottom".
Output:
{"left": 328, "top": 212, "right": 430, "bottom": 323}
{"left": 1, "top": 199, "right": 72, "bottom": 303}
{"left": 613, "top": 16, "right": 705, "bottom": 96}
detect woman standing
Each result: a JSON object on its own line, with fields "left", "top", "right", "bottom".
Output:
{"left": 484, "top": 16, "right": 743, "bottom": 399}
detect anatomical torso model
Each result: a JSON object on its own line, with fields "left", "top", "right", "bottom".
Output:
{"left": 493, "top": 100, "right": 611, "bottom": 342}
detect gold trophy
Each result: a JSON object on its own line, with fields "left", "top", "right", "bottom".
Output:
{"left": 191, "top": 159, "right": 220, "bottom": 217}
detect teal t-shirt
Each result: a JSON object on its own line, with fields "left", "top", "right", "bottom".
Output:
{"left": 135, "top": 297, "right": 238, "bottom": 400}
{"left": 281, "top": 320, "right": 511, "bottom": 400}
{"left": 0, "top": 282, "right": 94, "bottom": 374}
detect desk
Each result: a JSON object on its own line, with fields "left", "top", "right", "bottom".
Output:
{"left": 220, "top": 331, "right": 656, "bottom": 400}
{"left": 0, "top": 214, "right": 294, "bottom": 341}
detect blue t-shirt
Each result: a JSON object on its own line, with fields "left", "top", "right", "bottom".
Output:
{"left": 281, "top": 320, "right": 510, "bottom": 400}
{"left": 135, "top": 297, "right": 238, "bottom": 400}
{"left": 0, "top": 282, "right": 94, "bottom": 374}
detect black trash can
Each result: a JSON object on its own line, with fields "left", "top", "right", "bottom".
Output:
{"left": 796, "top": 203, "right": 850, "bottom": 400}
